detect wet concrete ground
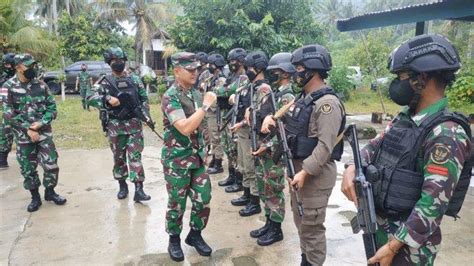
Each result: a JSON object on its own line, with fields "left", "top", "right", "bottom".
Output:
{"left": 1, "top": 138, "right": 473, "bottom": 265}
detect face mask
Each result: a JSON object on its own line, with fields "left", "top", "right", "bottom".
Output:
{"left": 5, "top": 67, "right": 15, "bottom": 76}
{"left": 23, "top": 67, "right": 37, "bottom": 80}
{"left": 246, "top": 69, "right": 257, "bottom": 82}
{"left": 209, "top": 66, "right": 217, "bottom": 74}
{"left": 81, "top": 68, "right": 86, "bottom": 72}
{"left": 268, "top": 72, "right": 279, "bottom": 84}
{"left": 293, "top": 70, "right": 314, "bottom": 87}
{"left": 111, "top": 61, "right": 125, "bottom": 72}
{"left": 229, "top": 63, "right": 238, "bottom": 72}
{"left": 388, "top": 78, "right": 415, "bottom": 106}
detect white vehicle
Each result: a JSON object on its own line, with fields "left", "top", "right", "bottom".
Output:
{"left": 347, "top": 66, "right": 362, "bottom": 88}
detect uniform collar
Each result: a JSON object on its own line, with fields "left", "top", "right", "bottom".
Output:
{"left": 401, "top": 97, "right": 448, "bottom": 126}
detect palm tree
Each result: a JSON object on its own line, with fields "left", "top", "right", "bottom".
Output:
{"left": 92, "top": 0, "right": 173, "bottom": 68}
{"left": 0, "top": 0, "right": 56, "bottom": 59}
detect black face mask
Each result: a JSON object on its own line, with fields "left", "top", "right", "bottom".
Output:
{"left": 229, "top": 63, "right": 239, "bottom": 73}
{"left": 5, "top": 67, "right": 15, "bottom": 76}
{"left": 268, "top": 72, "right": 279, "bottom": 84}
{"left": 111, "top": 61, "right": 126, "bottom": 72}
{"left": 293, "top": 70, "right": 314, "bottom": 87}
{"left": 388, "top": 78, "right": 415, "bottom": 106}
{"left": 246, "top": 69, "right": 257, "bottom": 82}
{"left": 81, "top": 68, "right": 87, "bottom": 72}
{"left": 209, "top": 66, "right": 218, "bottom": 74}
{"left": 23, "top": 67, "right": 37, "bottom": 80}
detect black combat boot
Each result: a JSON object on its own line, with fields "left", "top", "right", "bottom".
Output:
{"left": 185, "top": 229, "right": 212, "bottom": 256}
{"left": 231, "top": 187, "right": 250, "bottom": 206}
{"left": 168, "top": 235, "right": 184, "bottom": 262}
{"left": 218, "top": 166, "right": 235, "bottom": 186}
{"left": 44, "top": 187, "right": 67, "bottom": 205}
{"left": 133, "top": 182, "right": 151, "bottom": 202}
{"left": 117, "top": 179, "right": 128, "bottom": 199}
{"left": 207, "top": 155, "right": 215, "bottom": 169}
{"left": 225, "top": 171, "right": 243, "bottom": 193}
{"left": 27, "top": 188, "right": 42, "bottom": 212}
{"left": 207, "top": 158, "right": 223, "bottom": 174}
{"left": 257, "top": 220, "right": 283, "bottom": 246}
{"left": 0, "top": 151, "right": 9, "bottom": 168}
{"left": 301, "top": 253, "right": 312, "bottom": 266}
{"left": 250, "top": 215, "right": 270, "bottom": 238}
{"left": 239, "top": 195, "right": 261, "bottom": 217}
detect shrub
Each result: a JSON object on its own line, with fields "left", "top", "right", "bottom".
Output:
{"left": 328, "top": 66, "right": 354, "bottom": 101}
{"left": 447, "top": 75, "right": 474, "bottom": 108}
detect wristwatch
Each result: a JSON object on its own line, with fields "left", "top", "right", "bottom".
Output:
{"left": 201, "top": 104, "right": 210, "bottom": 112}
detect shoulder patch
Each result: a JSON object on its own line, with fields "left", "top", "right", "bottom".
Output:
{"left": 320, "top": 103, "right": 333, "bottom": 114}
{"left": 430, "top": 143, "right": 451, "bottom": 164}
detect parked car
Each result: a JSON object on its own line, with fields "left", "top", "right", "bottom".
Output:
{"left": 43, "top": 61, "right": 112, "bottom": 94}
{"left": 347, "top": 66, "right": 363, "bottom": 89}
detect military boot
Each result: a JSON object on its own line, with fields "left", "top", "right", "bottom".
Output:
{"left": 207, "top": 159, "right": 223, "bottom": 174}
{"left": 239, "top": 195, "right": 261, "bottom": 217}
{"left": 117, "top": 179, "right": 128, "bottom": 199}
{"left": 27, "top": 188, "right": 42, "bottom": 212}
{"left": 301, "top": 253, "right": 312, "bottom": 266}
{"left": 207, "top": 155, "right": 215, "bottom": 170}
{"left": 168, "top": 235, "right": 184, "bottom": 262}
{"left": 250, "top": 215, "right": 270, "bottom": 238}
{"left": 133, "top": 182, "right": 151, "bottom": 202}
{"left": 0, "top": 151, "right": 9, "bottom": 168}
{"left": 185, "top": 229, "right": 212, "bottom": 256}
{"left": 225, "top": 170, "right": 243, "bottom": 193}
{"left": 231, "top": 187, "right": 250, "bottom": 206}
{"left": 257, "top": 220, "right": 283, "bottom": 246}
{"left": 218, "top": 166, "right": 235, "bottom": 186}
{"left": 44, "top": 187, "right": 67, "bottom": 205}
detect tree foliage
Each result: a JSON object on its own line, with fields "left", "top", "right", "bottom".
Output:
{"left": 168, "top": 0, "right": 325, "bottom": 56}
{"left": 58, "top": 11, "right": 129, "bottom": 62}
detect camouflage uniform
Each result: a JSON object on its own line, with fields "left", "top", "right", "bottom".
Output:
{"left": 257, "top": 83, "right": 295, "bottom": 223}
{"left": 77, "top": 71, "right": 92, "bottom": 110}
{"left": 206, "top": 75, "right": 226, "bottom": 162}
{"left": 361, "top": 98, "right": 471, "bottom": 265}
{"left": 161, "top": 80, "right": 211, "bottom": 236}
{"left": 0, "top": 70, "right": 15, "bottom": 155}
{"left": 2, "top": 75, "right": 59, "bottom": 190}
{"left": 87, "top": 74, "right": 149, "bottom": 183}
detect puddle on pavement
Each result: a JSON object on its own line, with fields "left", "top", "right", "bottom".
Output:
{"left": 232, "top": 256, "right": 258, "bottom": 266}
{"left": 338, "top": 210, "right": 357, "bottom": 222}
{"left": 85, "top": 186, "right": 102, "bottom": 192}
{"left": 327, "top": 204, "right": 340, "bottom": 209}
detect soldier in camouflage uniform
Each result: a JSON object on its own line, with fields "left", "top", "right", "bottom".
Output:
{"left": 342, "top": 34, "right": 472, "bottom": 266}
{"left": 250, "top": 52, "right": 296, "bottom": 246}
{"left": 161, "top": 52, "right": 217, "bottom": 262}
{"left": 2, "top": 54, "right": 67, "bottom": 212}
{"left": 0, "top": 53, "right": 16, "bottom": 168}
{"left": 217, "top": 48, "right": 248, "bottom": 193}
{"left": 87, "top": 47, "right": 151, "bottom": 202}
{"left": 75, "top": 63, "right": 93, "bottom": 110}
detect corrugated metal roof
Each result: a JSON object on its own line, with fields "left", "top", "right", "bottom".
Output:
{"left": 336, "top": 0, "right": 474, "bottom": 32}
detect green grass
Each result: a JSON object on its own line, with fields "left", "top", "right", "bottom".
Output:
{"left": 53, "top": 96, "right": 163, "bottom": 149}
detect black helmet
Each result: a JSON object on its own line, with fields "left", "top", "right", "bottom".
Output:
{"left": 227, "top": 48, "right": 247, "bottom": 63}
{"left": 388, "top": 34, "right": 460, "bottom": 74}
{"left": 2, "top": 53, "right": 16, "bottom": 65}
{"left": 267, "top": 52, "right": 296, "bottom": 73}
{"left": 291, "top": 44, "right": 332, "bottom": 71}
{"left": 103, "top": 47, "right": 127, "bottom": 64}
{"left": 196, "top": 52, "right": 208, "bottom": 63}
{"left": 207, "top": 53, "right": 226, "bottom": 68}
{"left": 244, "top": 51, "right": 268, "bottom": 72}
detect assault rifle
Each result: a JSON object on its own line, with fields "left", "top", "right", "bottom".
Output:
{"left": 344, "top": 124, "right": 379, "bottom": 266}
{"left": 249, "top": 83, "right": 259, "bottom": 166}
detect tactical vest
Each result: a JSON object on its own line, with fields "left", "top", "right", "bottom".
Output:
{"left": 285, "top": 87, "right": 345, "bottom": 160}
{"left": 368, "top": 110, "right": 472, "bottom": 219}
{"left": 105, "top": 75, "right": 140, "bottom": 120}
{"left": 177, "top": 89, "right": 201, "bottom": 151}
{"left": 236, "top": 83, "right": 252, "bottom": 121}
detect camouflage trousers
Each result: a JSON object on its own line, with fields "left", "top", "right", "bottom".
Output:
{"left": 80, "top": 88, "right": 90, "bottom": 110}
{"left": 375, "top": 219, "right": 438, "bottom": 265}
{"left": 108, "top": 131, "right": 145, "bottom": 182}
{"left": 222, "top": 112, "right": 237, "bottom": 168}
{"left": 256, "top": 152, "right": 285, "bottom": 223}
{"left": 164, "top": 165, "right": 212, "bottom": 235}
{"left": 207, "top": 109, "right": 224, "bottom": 159}
{"left": 16, "top": 137, "right": 59, "bottom": 190}
{"left": 0, "top": 120, "right": 13, "bottom": 153}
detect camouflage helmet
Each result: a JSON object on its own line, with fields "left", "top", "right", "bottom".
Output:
{"left": 388, "top": 34, "right": 460, "bottom": 74}
{"left": 291, "top": 44, "right": 332, "bottom": 71}
{"left": 103, "top": 47, "right": 128, "bottom": 64}
{"left": 227, "top": 48, "right": 247, "bottom": 63}
{"left": 2, "top": 53, "right": 16, "bottom": 66}
{"left": 267, "top": 52, "right": 296, "bottom": 74}
{"left": 14, "top": 53, "right": 36, "bottom": 67}
{"left": 196, "top": 52, "right": 208, "bottom": 63}
{"left": 244, "top": 51, "right": 268, "bottom": 72}
{"left": 207, "top": 53, "right": 226, "bottom": 68}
